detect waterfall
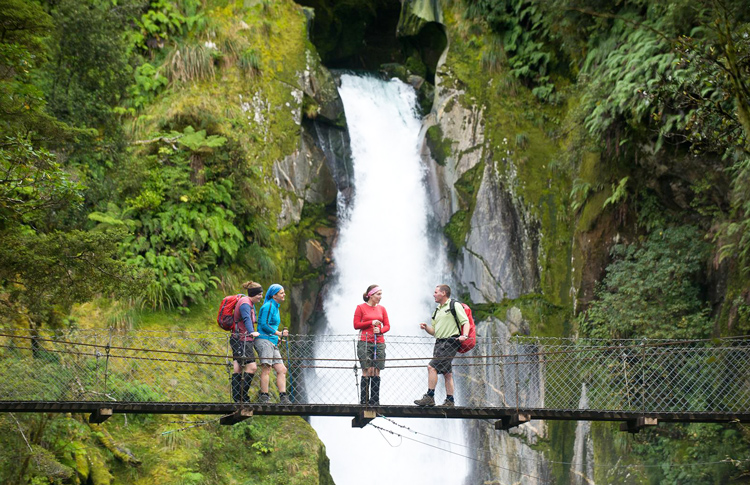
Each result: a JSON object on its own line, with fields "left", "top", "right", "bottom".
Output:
{"left": 571, "top": 384, "right": 594, "bottom": 484}
{"left": 309, "top": 75, "right": 469, "bottom": 485}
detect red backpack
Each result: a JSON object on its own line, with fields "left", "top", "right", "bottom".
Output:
{"left": 449, "top": 299, "right": 477, "bottom": 353}
{"left": 217, "top": 294, "right": 244, "bottom": 331}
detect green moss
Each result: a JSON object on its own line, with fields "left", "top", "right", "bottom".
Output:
{"left": 534, "top": 421, "right": 578, "bottom": 483}
{"left": 444, "top": 210, "right": 470, "bottom": 252}
{"left": 576, "top": 189, "right": 611, "bottom": 234}
{"left": 455, "top": 159, "right": 484, "bottom": 210}
{"left": 472, "top": 293, "right": 570, "bottom": 337}
{"left": 716, "top": 267, "right": 750, "bottom": 336}
{"left": 425, "top": 124, "right": 453, "bottom": 166}
{"left": 443, "top": 160, "right": 485, "bottom": 254}
{"left": 404, "top": 53, "right": 428, "bottom": 79}
{"left": 590, "top": 422, "right": 648, "bottom": 483}
{"left": 441, "top": 4, "right": 575, "bottom": 308}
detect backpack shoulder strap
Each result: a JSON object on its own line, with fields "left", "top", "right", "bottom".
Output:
{"left": 233, "top": 294, "right": 246, "bottom": 322}
{"left": 449, "top": 299, "right": 462, "bottom": 334}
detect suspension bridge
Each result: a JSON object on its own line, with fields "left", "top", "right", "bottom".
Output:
{"left": 1, "top": 329, "right": 748, "bottom": 433}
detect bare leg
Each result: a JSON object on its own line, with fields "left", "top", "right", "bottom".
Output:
{"left": 427, "top": 365, "right": 438, "bottom": 389}
{"left": 274, "top": 362, "right": 287, "bottom": 393}
{"left": 260, "top": 364, "right": 271, "bottom": 393}
{"left": 445, "top": 372, "right": 454, "bottom": 395}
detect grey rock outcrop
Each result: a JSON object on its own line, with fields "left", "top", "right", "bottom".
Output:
{"left": 419, "top": 10, "right": 547, "bottom": 482}
{"left": 423, "top": 72, "right": 539, "bottom": 303}
{"left": 272, "top": 49, "right": 350, "bottom": 336}
{"left": 274, "top": 49, "right": 353, "bottom": 229}
{"left": 458, "top": 158, "right": 540, "bottom": 302}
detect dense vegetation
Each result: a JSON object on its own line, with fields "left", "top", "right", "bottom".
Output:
{"left": 454, "top": 0, "right": 750, "bottom": 482}
{"left": 1, "top": 0, "right": 334, "bottom": 483}
{"left": 2, "top": 0, "right": 750, "bottom": 483}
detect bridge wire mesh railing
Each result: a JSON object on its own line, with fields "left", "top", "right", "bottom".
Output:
{"left": 0, "top": 329, "right": 749, "bottom": 413}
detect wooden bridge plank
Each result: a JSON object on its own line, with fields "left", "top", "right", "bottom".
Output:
{"left": 1, "top": 401, "right": 749, "bottom": 425}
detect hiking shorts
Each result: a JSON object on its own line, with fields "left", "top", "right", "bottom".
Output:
{"left": 357, "top": 340, "right": 386, "bottom": 370}
{"left": 429, "top": 338, "right": 460, "bottom": 375}
{"left": 230, "top": 336, "right": 256, "bottom": 365}
{"left": 254, "top": 339, "right": 283, "bottom": 366}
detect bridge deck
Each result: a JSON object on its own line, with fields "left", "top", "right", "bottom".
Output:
{"left": 2, "top": 401, "right": 748, "bottom": 425}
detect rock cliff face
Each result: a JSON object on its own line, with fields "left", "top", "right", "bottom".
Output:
{"left": 410, "top": 2, "right": 574, "bottom": 482}
{"left": 272, "top": 51, "right": 353, "bottom": 335}
{"left": 423, "top": 69, "right": 540, "bottom": 303}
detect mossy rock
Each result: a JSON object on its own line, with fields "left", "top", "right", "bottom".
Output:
{"left": 396, "top": 0, "right": 443, "bottom": 37}
{"left": 444, "top": 209, "right": 470, "bottom": 252}
{"left": 380, "top": 62, "right": 409, "bottom": 82}
{"left": 425, "top": 124, "right": 452, "bottom": 165}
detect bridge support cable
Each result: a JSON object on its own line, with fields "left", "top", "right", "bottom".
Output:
{"left": 1, "top": 329, "right": 749, "bottom": 424}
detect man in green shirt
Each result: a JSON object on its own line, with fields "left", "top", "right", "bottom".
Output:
{"left": 414, "top": 284, "right": 470, "bottom": 407}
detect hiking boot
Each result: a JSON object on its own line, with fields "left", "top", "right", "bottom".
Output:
{"left": 279, "top": 393, "right": 292, "bottom": 405}
{"left": 414, "top": 394, "right": 435, "bottom": 407}
{"left": 257, "top": 393, "right": 270, "bottom": 404}
{"left": 440, "top": 399, "right": 455, "bottom": 408}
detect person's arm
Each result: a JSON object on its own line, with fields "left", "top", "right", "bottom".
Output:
{"left": 419, "top": 322, "right": 435, "bottom": 335}
{"left": 257, "top": 304, "right": 276, "bottom": 335}
{"left": 239, "top": 303, "right": 260, "bottom": 337}
{"left": 379, "top": 307, "right": 391, "bottom": 334}
{"left": 268, "top": 306, "right": 288, "bottom": 338}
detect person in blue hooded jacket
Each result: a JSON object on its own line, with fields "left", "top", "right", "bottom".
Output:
{"left": 254, "top": 284, "right": 291, "bottom": 404}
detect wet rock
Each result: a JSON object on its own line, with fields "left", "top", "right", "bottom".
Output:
{"left": 457, "top": 160, "right": 540, "bottom": 303}
{"left": 305, "top": 239, "right": 325, "bottom": 268}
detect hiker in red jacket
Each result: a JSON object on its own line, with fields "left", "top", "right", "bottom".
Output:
{"left": 353, "top": 284, "right": 390, "bottom": 405}
{"left": 230, "top": 281, "right": 262, "bottom": 403}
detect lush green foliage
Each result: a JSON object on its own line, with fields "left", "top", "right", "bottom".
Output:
{"left": 1, "top": 0, "right": 285, "bottom": 312}
{"left": 0, "top": 0, "right": 148, "bottom": 328}
{"left": 579, "top": 225, "right": 711, "bottom": 339}
{"left": 463, "top": 0, "right": 557, "bottom": 100}
{"left": 630, "top": 422, "right": 750, "bottom": 484}
{"left": 456, "top": 0, "right": 750, "bottom": 480}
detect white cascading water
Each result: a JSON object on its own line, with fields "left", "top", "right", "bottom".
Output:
{"left": 309, "top": 75, "right": 469, "bottom": 485}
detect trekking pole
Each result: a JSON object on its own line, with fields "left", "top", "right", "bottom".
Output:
{"left": 285, "top": 328, "right": 293, "bottom": 403}
{"left": 371, "top": 323, "right": 379, "bottom": 407}
{"left": 353, "top": 339, "right": 360, "bottom": 403}
{"left": 372, "top": 335, "right": 376, "bottom": 407}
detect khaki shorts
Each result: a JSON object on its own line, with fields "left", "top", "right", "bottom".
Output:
{"left": 254, "top": 338, "right": 283, "bottom": 366}
{"left": 357, "top": 340, "right": 386, "bottom": 370}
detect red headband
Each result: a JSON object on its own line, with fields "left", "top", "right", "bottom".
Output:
{"left": 367, "top": 286, "right": 382, "bottom": 297}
